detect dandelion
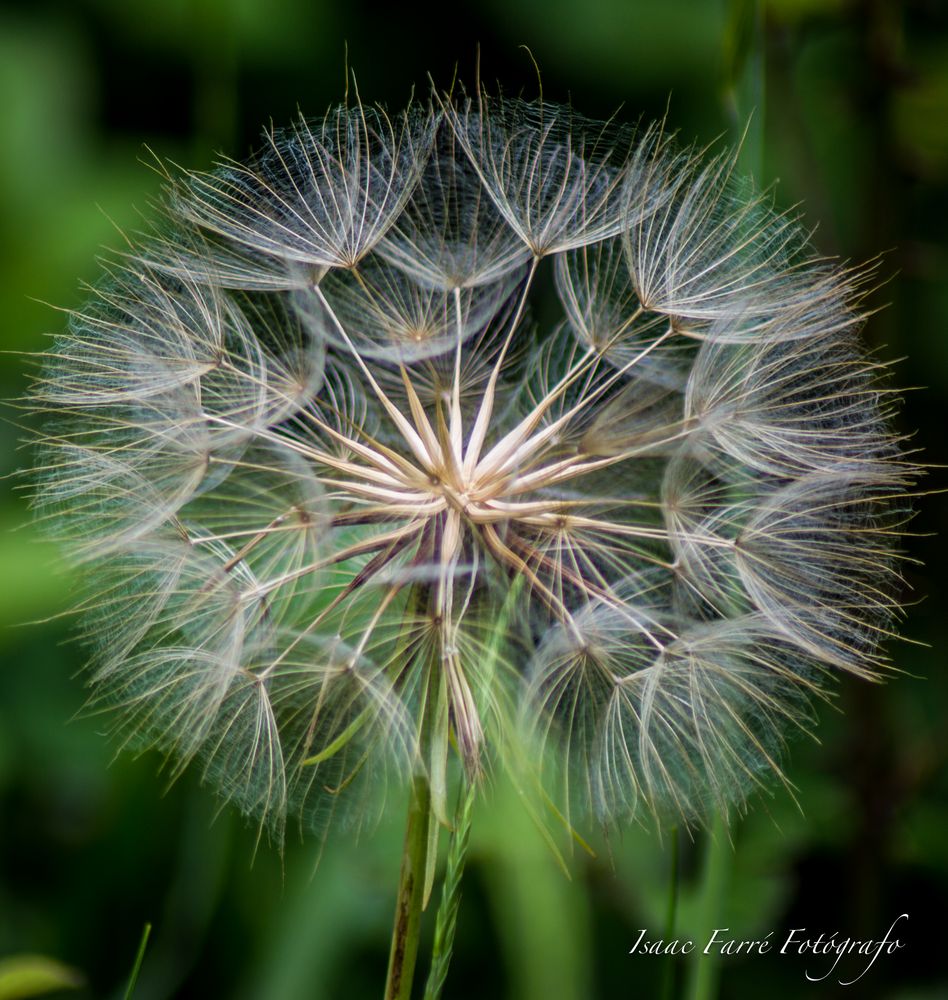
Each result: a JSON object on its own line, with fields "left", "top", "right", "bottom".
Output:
{"left": 25, "top": 82, "right": 915, "bottom": 1000}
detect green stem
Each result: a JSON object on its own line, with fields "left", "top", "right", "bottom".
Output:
{"left": 659, "top": 828, "right": 680, "bottom": 1000}
{"left": 385, "top": 775, "right": 432, "bottom": 1000}
{"left": 123, "top": 922, "right": 152, "bottom": 1000}
{"left": 386, "top": 570, "right": 523, "bottom": 998}
{"left": 684, "top": 813, "right": 733, "bottom": 1000}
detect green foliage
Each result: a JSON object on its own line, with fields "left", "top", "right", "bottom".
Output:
{"left": 0, "top": 956, "right": 83, "bottom": 1000}
{"left": 122, "top": 925, "right": 151, "bottom": 1000}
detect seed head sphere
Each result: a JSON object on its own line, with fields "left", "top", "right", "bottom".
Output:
{"left": 29, "top": 87, "right": 914, "bottom": 840}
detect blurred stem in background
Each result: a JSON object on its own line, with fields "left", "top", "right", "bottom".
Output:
{"left": 682, "top": 3, "right": 764, "bottom": 998}
{"left": 721, "top": 0, "right": 765, "bottom": 177}
{"left": 192, "top": 0, "right": 238, "bottom": 159}
{"left": 660, "top": 828, "right": 680, "bottom": 1000}
{"left": 684, "top": 815, "right": 733, "bottom": 1000}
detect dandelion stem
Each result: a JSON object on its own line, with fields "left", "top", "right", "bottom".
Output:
{"left": 385, "top": 773, "right": 433, "bottom": 1000}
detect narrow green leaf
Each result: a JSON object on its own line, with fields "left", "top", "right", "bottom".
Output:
{"left": 423, "top": 795, "right": 440, "bottom": 910}
{"left": 123, "top": 924, "right": 152, "bottom": 1000}
{"left": 428, "top": 673, "right": 451, "bottom": 829}
{"left": 422, "top": 780, "right": 477, "bottom": 1000}
{"left": 301, "top": 706, "right": 370, "bottom": 766}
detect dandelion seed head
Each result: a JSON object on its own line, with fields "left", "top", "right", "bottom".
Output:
{"left": 26, "top": 83, "right": 917, "bottom": 839}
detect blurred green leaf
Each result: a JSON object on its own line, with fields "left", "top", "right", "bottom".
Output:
{"left": 892, "top": 44, "right": 948, "bottom": 178}
{"left": 720, "top": 0, "right": 765, "bottom": 178}
{"left": 483, "top": 0, "right": 725, "bottom": 88}
{"left": 0, "top": 956, "right": 83, "bottom": 1000}
{"left": 85, "top": 0, "right": 331, "bottom": 64}
{"left": 0, "top": 18, "right": 93, "bottom": 207}
{"left": 722, "top": 0, "right": 758, "bottom": 91}
{"left": 473, "top": 776, "right": 592, "bottom": 1000}
{"left": 0, "top": 510, "right": 72, "bottom": 633}
{"left": 765, "top": 0, "right": 845, "bottom": 22}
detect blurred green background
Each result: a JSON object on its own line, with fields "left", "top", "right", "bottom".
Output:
{"left": 1, "top": 1, "right": 946, "bottom": 998}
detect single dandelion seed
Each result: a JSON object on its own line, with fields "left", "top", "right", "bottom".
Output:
{"left": 23, "top": 79, "right": 918, "bottom": 1000}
